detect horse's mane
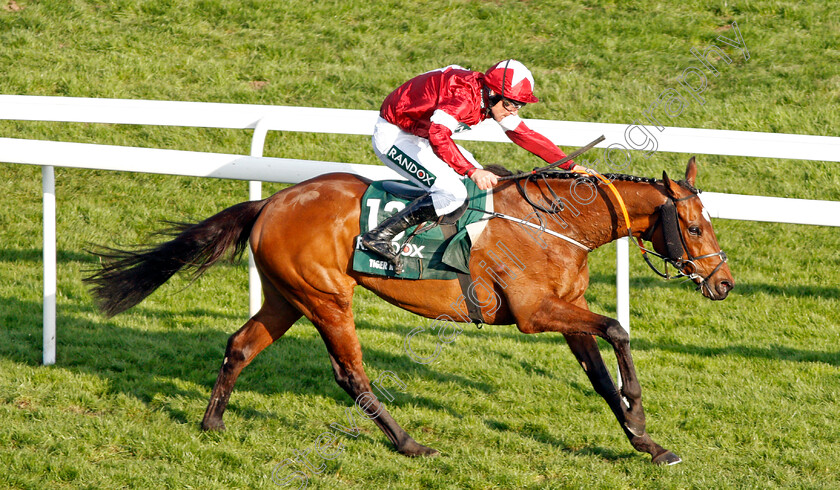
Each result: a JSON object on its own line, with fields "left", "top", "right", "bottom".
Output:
{"left": 484, "top": 164, "right": 660, "bottom": 184}
{"left": 484, "top": 164, "right": 699, "bottom": 193}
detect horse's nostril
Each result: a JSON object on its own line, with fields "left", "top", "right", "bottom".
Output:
{"left": 720, "top": 280, "right": 734, "bottom": 293}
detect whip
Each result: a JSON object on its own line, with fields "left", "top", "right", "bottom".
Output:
{"left": 496, "top": 134, "right": 605, "bottom": 181}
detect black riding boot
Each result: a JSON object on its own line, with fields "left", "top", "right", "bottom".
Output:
{"left": 361, "top": 194, "right": 438, "bottom": 274}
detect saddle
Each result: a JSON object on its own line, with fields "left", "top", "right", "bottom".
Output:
{"left": 379, "top": 181, "right": 468, "bottom": 225}
{"left": 353, "top": 180, "right": 492, "bottom": 280}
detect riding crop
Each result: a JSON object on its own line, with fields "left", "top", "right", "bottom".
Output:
{"left": 496, "top": 134, "right": 606, "bottom": 182}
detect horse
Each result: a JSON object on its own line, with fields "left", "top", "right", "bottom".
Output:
{"left": 85, "top": 156, "right": 733, "bottom": 465}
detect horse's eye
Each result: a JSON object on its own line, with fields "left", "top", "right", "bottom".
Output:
{"left": 688, "top": 225, "right": 702, "bottom": 236}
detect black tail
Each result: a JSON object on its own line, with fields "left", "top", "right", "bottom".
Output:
{"left": 84, "top": 199, "right": 269, "bottom": 317}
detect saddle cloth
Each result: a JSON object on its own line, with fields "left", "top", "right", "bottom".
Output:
{"left": 353, "top": 179, "right": 493, "bottom": 280}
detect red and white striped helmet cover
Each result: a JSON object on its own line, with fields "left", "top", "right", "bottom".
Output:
{"left": 483, "top": 59, "right": 539, "bottom": 104}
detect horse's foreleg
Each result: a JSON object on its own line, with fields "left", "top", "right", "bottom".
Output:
{"left": 315, "top": 311, "right": 438, "bottom": 458}
{"left": 564, "top": 334, "right": 681, "bottom": 465}
{"left": 516, "top": 296, "right": 678, "bottom": 464}
{"left": 517, "top": 297, "right": 645, "bottom": 428}
{"left": 202, "top": 291, "right": 301, "bottom": 431}
{"left": 520, "top": 298, "right": 645, "bottom": 427}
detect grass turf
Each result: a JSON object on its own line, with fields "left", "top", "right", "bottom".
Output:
{"left": 1, "top": 0, "right": 839, "bottom": 488}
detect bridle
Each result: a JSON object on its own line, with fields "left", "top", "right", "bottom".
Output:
{"left": 504, "top": 156, "right": 728, "bottom": 295}
{"left": 635, "top": 192, "right": 728, "bottom": 293}
{"left": 493, "top": 133, "right": 728, "bottom": 294}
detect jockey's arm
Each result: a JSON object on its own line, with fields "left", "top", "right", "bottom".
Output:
{"left": 498, "top": 115, "right": 577, "bottom": 171}
{"left": 427, "top": 121, "right": 498, "bottom": 190}
{"left": 426, "top": 106, "right": 482, "bottom": 169}
{"left": 427, "top": 119, "right": 476, "bottom": 176}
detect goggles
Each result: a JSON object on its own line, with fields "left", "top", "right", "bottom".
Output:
{"left": 503, "top": 98, "right": 525, "bottom": 111}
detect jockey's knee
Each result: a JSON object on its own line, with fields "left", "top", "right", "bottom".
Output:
{"left": 430, "top": 185, "right": 467, "bottom": 216}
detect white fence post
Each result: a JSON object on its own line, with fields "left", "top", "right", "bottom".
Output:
{"left": 615, "top": 236, "right": 630, "bottom": 388}
{"left": 247, "top": 182, "right": 262, "bottom": 317}
{"left": 42, "top": 165, "right": 56, "bottom": 366}
{"left": 247, "top": 117, "right": 270, "bottom": 317}
{"left": 616, "top": 236, "right": 630, "bottom": 331}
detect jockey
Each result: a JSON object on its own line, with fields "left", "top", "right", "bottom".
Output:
{"left": 362, "top": 59, "right": 581, "bottom": 273}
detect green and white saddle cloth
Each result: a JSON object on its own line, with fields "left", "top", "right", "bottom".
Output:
{"left": 353, "top": 179, "right": 493, "bottom": 280}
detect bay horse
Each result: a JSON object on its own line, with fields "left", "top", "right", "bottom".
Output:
{"left": 85, "top": 156, "right": 733, "bottom": 465}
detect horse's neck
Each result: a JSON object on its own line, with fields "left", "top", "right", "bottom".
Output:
{"left": 496, "top": 178, "right": 665, "bottom": 250}
{"left": 611, "top": 179, "right": 667, "bottom": 242}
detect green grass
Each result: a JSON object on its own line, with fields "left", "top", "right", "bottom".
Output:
{"left": 1, "top": 0, "right": 839, "bottom": 488}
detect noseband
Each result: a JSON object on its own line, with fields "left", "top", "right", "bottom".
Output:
{"left": 637, "top": 193, "right": 728, "bottom": 291}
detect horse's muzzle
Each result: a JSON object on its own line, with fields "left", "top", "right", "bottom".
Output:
{"left": 716, "top": 279, "right": 734, "bottom": 299}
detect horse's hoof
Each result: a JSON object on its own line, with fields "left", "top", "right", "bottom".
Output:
{"left": 652, "top": 450, "right": 682, "bottom": 466}
{"left": 201, "top": 418, "right": 226, "bottom": 432}
{"left": 398, "top": 440, "right": 439, "bottom": 458}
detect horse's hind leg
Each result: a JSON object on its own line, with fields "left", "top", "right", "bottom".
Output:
{"left": 312, "top": 303, "right": 438, "bottom": 457}
{"left": 202, "top": 288, "right": 301, "bottom": 431}
{"left": 564, "top": 334, "right": 681, "bottom": 465}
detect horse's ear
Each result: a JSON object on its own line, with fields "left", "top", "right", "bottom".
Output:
{"left": 685, "top": 156, "right": 697, "bottom": 187}
{"left": 662, "top": 170, "right": 679, "bottom": 198}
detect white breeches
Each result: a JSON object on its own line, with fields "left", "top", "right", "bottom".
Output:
{"left": 371, "top": 117, "right": 481, "bottom": 216}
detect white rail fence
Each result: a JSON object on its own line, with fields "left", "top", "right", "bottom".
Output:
{"left": 2, "top": 95, "right": 840, "bottom": 366}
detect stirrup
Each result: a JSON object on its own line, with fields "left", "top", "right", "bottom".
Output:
{"left": 361, "top": 233, "right": 407, "bottom": 274}
{"left": 360, "top": 194, "right": 437, "bottom": 275}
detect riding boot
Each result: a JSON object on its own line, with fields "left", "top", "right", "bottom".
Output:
{"left": 361, "top": 194, "right": 438, "bottom": 275}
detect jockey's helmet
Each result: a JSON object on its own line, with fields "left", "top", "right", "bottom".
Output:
{"left": 483, "top": 59, "right": 539, "bottom": 104}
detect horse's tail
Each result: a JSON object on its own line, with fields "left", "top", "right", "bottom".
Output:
{"left": 85, "top": 199, "right": 269, "bottom": 317}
